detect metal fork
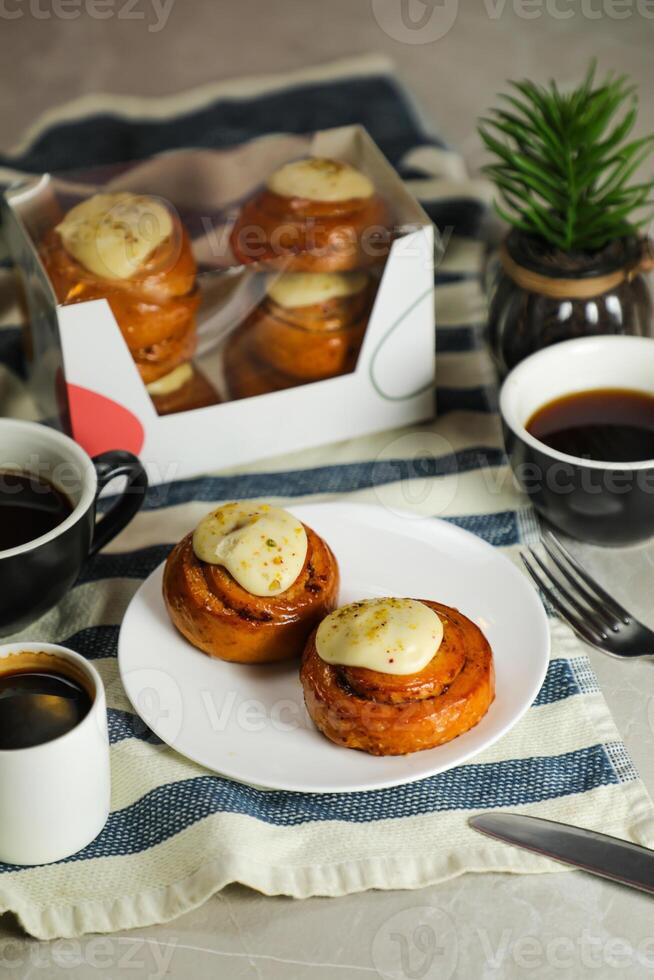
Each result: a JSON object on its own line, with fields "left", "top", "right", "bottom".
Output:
{"left": 521, "top": 531, "right": 654, "bottom": 659}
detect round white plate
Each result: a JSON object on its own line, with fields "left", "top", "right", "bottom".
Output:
{"left": 118, "top": 502, "right": 549, "bottom": 793}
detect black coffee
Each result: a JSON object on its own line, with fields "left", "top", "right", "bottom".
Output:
{"left": 527, "top": 388, "right": 654, "bottom": 463}
{"left": 0, "top": 470, "right": 73, "bottom": 550}
{"left": 0, "top": 668, "right": 91, "bottom": 749}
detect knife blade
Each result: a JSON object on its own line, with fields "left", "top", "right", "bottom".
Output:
{"left": 469, "top": 812, "right": 654, "bottom": 896}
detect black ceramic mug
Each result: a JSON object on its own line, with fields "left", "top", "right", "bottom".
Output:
{"left": 500, "top": 335, "right": 654, "bottom": 547}
{"left": 0, "top": 419, "right": 147, "bottom": 632}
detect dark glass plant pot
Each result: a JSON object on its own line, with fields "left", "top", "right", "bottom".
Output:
{"left": 488, "top": 231, "right": 654, "bottom": 377}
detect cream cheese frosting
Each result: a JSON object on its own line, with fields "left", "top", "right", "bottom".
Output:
{"left": 315, "top": 597, "right": 443, "bottom": 675}
{"left": 192, "top": 502, "right": 308, "bottom": 596}
{"left": 146, "top": 363, "right": 193, "bottom": 397}
{"left": 267, "top": 158, "right": 374, "bottom": 203}
{"left": 266, "top": 271, "right": 368, "bottom": 309}
{"left": 56, "top": 192, "right": 174, "bottom": 280}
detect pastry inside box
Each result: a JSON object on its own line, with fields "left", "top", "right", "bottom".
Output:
{"left": 4, "top": 126, "right": 436, "bottom": 479}
{"left": 26, "top": 138, "right": 400, "bottom": 416}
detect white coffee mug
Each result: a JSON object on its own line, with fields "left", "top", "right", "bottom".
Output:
{"left": 0, "top": 642, "right": 110, "bottom": 865}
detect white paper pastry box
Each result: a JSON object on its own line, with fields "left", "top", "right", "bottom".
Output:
{"left": 3, "top": 125, "right": 436, "bottom": 484}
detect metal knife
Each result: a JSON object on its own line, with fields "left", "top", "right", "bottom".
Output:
{"left": 469, "top": 812, "right": 654, "bottom": 896}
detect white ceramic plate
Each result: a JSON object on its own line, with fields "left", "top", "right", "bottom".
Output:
{"left": 118, "top": 502, "right": 549, "bottom": 793}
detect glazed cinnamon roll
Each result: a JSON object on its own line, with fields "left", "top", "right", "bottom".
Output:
{"left": 230, "top": 157, "right": 392, "bottom": 272}
{"left": 224, "top": 271, "right": 372, "bottom": 399}
{"left": 163, "top": 502, "right": 339, "bottom": 664}
{"left": 223, "top": 335, "right": 297, "bottom": 400}
{"left": 40, "top": 192, "right": 200, "bottom": 385}
{"left": 301, "top": 598, "right": 494, "bottom": 756}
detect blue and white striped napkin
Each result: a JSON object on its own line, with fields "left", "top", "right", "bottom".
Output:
{"left": 1, "top": 54, "right": 653, "bottom": 940}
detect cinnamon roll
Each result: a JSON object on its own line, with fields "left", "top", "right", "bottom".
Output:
{"left": 163, "top": 502, "right": 339, "bottom": 664}
{"left": 301, "top": 598, "right": 494, "bottom": 755}
{"left": 40, "top": 192, "right": 200, "bottom": 385}
{"left": 223, "top": 335, "right": 297, "bottom": 400}
{"left": 230, "top": 157, "right": 392, "bottom": 272}
{"left": 224, "top": 271, "right": 372, "bottom": 399}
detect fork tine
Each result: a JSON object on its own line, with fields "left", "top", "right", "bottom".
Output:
{"left": 527, "top": 547, "right": 610, "bottom": 641}
{"left": 521, "top": 553, "right": 605, "bottom": 648}
{"left": 540, "top": 536, "right": 621, "bottom": 633}
{"left": 544, "top": 531, "right": 631, "bottom": 624}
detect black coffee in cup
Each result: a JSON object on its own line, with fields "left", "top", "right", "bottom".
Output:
{"left": 0, "top": 419, "right": 147, "bottom": 633}
{"left": 0, "top": 470, "right": 73, "bottom": 550}
{"left": 0, "top": 665, "right": 91, "bottom": 749}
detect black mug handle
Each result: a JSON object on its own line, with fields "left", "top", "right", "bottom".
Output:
{"left": 90, "top": 450, "right": 148, "bottom": 556}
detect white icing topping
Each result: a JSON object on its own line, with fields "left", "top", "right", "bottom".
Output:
{"left": 146, "top": 363, "right": 193, "bottom": 396}
{"left": 56, "top": 192, "right": 173, "bottom": 280}
{"left": 267, "top": 158, "right": 374, "bottom": 202}
{"left": 192, "top": 502, "right": 308, "bottom": 596}
{"left": 266, "top": 271, "right": 368, "bottom": 309}
{"left": 315, "top": 598, "right": 443, "bottom": 675}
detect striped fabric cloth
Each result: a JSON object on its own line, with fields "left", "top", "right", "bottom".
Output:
{"left": 1, "top": 54, "right": 653, "bottom": 940}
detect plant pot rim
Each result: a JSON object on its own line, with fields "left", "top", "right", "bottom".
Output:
{"left": 505, "top": 230, "right": 642, "bottom": 281}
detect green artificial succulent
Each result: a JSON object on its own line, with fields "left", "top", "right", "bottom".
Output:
{"left": 479, "top": 61, "right": 654, "bottom": 253}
